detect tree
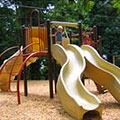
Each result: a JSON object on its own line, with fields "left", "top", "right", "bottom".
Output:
{"left": 86, "top": 0, "right": 120, "bottom": 61}
{"left": 0, "top": 6, "right": 20, "bottom": 53}
{"left": 45, "top": 0, "right": 94, "bottom": 22}
{"left": 1, "top": 0, "right": 120, "bottom": 79}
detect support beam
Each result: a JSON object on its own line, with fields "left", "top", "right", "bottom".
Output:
{"left": 51, "top": 21, "right": 78, "bottom": 28}
{"left": 78, "top": 21, "right": 82, "bottom": 46}
{"left": 93, "top": 26, "right": 98, "bottom": 47}
{"left": 47, "top": 20, "right": 54, "bottom": 98}
{"left": 23, "top": 27, "right": 28, "bottom": 96}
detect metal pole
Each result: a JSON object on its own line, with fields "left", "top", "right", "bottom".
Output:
{"left": 78, "top": 21, "right": 82, "bottom": 46}
{"left": 46, "top": 19, "right": 54, "bottom": 98}
{"left": 24, "top": 64, "right": 28, "bottom": 96}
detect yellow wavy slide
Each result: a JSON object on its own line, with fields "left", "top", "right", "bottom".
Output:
{"left": 81, "top": 45, "right": 120, "bottom": 103}
{"left": 51, "top": 44, "right": 102, "bottom": 120}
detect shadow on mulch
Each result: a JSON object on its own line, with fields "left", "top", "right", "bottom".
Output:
{"left": 102, "top": 102, "right": 120, "bottom": 109}
{"left": 25, "top": 93, "right": 72, "bottom": 118}
{"left": 0, "top": 91, "right": 17, "bottom": 96}
{"left": 26, "top": 93, "right": 49, "bottom": 101}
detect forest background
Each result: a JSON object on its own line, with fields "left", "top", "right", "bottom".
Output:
{"left": 0, "top": 0, "right": 120, "bottom": 79}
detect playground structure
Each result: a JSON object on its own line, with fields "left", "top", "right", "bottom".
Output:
{"left": 24, "top": 10, "right": 47, "bottom": 52}
{"left": 50, "top": 21, "right": 105, "bottom": 93}
{"left": 48, "top": 20, "right": 120, "bottom": 119}
{"left": 1, "top": 9, "right": 120, "bottom": 120}
{"left": 0, "top": 10, "right": 53, "bottom": 104}
{"left": 20, "top": 18, "right": 84, "bottom": 103}
{"left": 0, "top": 10, "right": 82, "bottom": 103}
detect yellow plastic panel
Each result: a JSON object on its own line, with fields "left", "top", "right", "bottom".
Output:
{"left": 26, "top": 27, "right": 47, "bottom": 52}
{"left": 62, "top": 39, "right": 70, "bottom": 47}
{"left": 32, "top": 37, "right": 45, "bottom": 51}
{"left": 31, "top": 27, "right": 39, "bottom": 38}
{"left": 26, "top": 57, "right": 38, "bottom": 66}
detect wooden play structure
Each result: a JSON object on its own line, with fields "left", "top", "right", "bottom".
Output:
{"left": 49, "top": 20, "right": 83, "bottom": 92}
{"left": 0, "top": 9, "right": 103, "bottom": 104}
{"left": 17, "top": 10, "right": 53, "bottom": 104}
{"left": 50, "top": 22, "right": 104, "bottom": 93}
{"left": 50, "top": 21, "right": 82, "bottom": 45}
{"left": 0, "top": 9, "right": 53, "bottom": 104}
{"left": 19, "top": 11, "right": 87, "bottom": 104}
{"left": 24, "top": 10, "right": 47, "bottom": 52}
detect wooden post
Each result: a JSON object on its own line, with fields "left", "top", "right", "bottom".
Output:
{"left": 53, "top": 60, "right": 57, "bottom": 93}
{"left": 98, "top": 36, "right": 102, "bottom": 56}
{"left": 23, "top": 27, "right": 28, "bottom": 96}
{"left": 78, "top": 21, "right": 82, "bottom": 46}
{"left": 51, "top": 27, "right": 57, "bottom": 93}
{"left": 46, "top": 20, "right": 54, "bottom": 98}
{"left": 52, "top": 27, "right": 56, "bottom": 44}
{"left": 109, "top": 44, "right": 113, "bottom": 63}
{"left": 113, "top": 55, "right": 116, "bottom": 65}
{"left": 69, "top": 30, "right": 72, "bottom": 44}
{"left": 93, "top": 26, "right": 98, "bottom": 40}
{"left": 93, "top": 25, "right": 98, "bottom": 49}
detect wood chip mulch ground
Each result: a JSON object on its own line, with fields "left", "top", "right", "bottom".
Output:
{"left": 0, "top": 80, "right": 120, "bottom": 120}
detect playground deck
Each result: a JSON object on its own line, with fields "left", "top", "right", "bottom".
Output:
{"left": 0, "top": 80, "right": 120, "bottom": 120}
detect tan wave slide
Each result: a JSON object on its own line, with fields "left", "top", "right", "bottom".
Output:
{"left": 51, "top": 44, "right": 102, "bottom": 120}
{"left": 0, "top": 47, "right": 23, "bottom": 91}
{"left": 81, "top": 45, "right": 120, "bottom": 103}
{"left": 0, "top": 46, "right": 37, "bottom": 91}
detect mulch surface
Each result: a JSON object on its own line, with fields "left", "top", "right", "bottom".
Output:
{"left": 0, "top": 80, "right": 120, "bottom": 120}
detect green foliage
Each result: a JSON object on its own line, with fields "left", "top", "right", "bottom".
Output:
{"left": 27, "top": 56, "right": 48, "bottom": 80}
{"left": 0, "top": 7, "right": 20, "bottom": 53}
{"left": 115, "top": 56, "right": 120, "bottom": 66}
{"left": 112, "top": 0, "right": 120, "bottom": 12}
{"left": 38, "top": 57, "right": 48, "bottom": 80}
{"left": 46, "top": 0, "right": 94, "bottom": 21}
{"left": 86, "top": 0, "right": 120, "bottom": 57}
